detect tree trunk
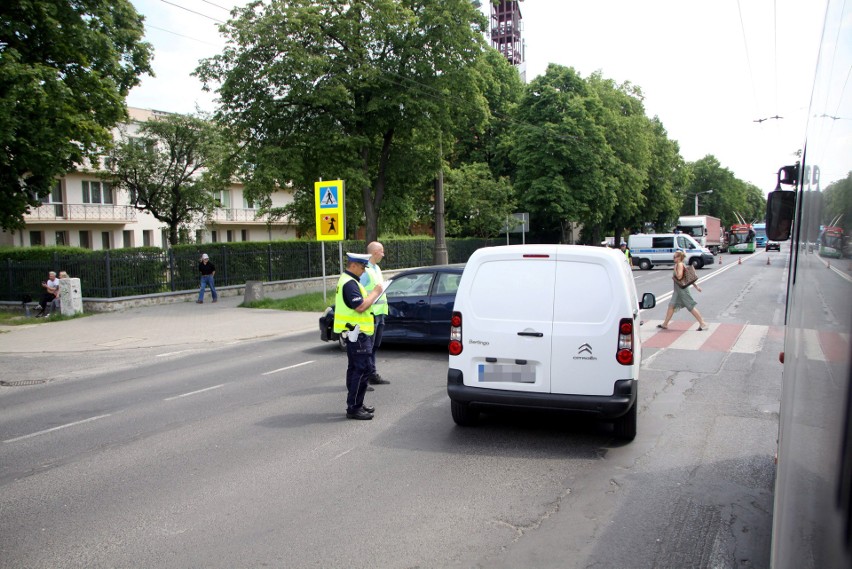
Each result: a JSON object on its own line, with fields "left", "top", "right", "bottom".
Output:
{"left": 360, "top": 128, "right": 394, "bottom": 244}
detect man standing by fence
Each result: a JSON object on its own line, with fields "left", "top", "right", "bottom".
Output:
{"left": 197, "top": 253, "right": 218, "bottom": 304}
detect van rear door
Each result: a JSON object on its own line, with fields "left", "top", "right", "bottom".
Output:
{"left": 550, "top": 250, "right": 630, "bottom": 396}
{"left": 460, "top": 249, "right": 555, "bottom": 394}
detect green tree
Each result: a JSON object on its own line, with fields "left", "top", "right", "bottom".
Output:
{"left": 444, "top": 162, "right": 515, "bottom": 237}
{"left": 451, "top": 48, "right": 524, "bottom": 180}
{"left": 108, "top": 114, "right": 236, "bottom": 246}
{"left": 586, "top": 72, "right": 653, "bottom": 241}
{"left": 823, "top": 172, "right": 852, "bottom": 233}
{"left": 511, "top": 65, "right": 616, "bottom": 243}
{"left": 0, "top": 0, "right": 152, "bottom": 231}
{"left": 639, "top": 118, "right": 687, "bottom": 232}
{"left": 683, "top": 155, "right": 764, "bottom": 228}
{"left": 196, "top": 0, "right": 490, "bottom": 243}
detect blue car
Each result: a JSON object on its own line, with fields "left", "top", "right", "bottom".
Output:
{"left": 319, "top": 265, "right": 464, "bottom": 348}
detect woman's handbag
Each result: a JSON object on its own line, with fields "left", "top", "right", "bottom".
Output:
{"left": 675, "top": 264, "right": 698, "bottom": 289}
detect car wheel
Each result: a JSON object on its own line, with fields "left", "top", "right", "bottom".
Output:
{"left": 689, "top": 257, "right": 703, "bottom": 269}
{"left": 451, "top": 400, "right": 479, "bottom": 426}
{"left": 614, "top": 398, "right": 637, "bottom": 441}
{"left": 639, "top": 259, "right": 652, "bottom": 270}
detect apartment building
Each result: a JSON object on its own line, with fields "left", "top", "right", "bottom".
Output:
{"left": 0, "top": 107, "right": 297, "bottom": 249}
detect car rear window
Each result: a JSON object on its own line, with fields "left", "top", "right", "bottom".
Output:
{"left": 553, "top": 261, "right": 615, "bottom": 324}
{"left": 468, "top": 259, "right": 555, "bottom": 322}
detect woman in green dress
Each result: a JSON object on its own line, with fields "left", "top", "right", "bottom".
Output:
{"left": 657, "top": 250, "right": 709, "bottom": 331}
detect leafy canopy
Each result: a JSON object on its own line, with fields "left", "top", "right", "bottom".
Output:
{"left": 0, "top": 0, "right": 152, "bottom": 230}
{"left": 108, "top": 114, "right": 236, "bottom": 246}
{"left": 195, "top": 0, "right": 490, "bottom": 242}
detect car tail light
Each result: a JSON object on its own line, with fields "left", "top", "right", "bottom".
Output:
{"left": 449, "top": 311, "right": 463, "bottom": 355}
{"left": 616, "top": 318, "right": 633, "bottom": 365}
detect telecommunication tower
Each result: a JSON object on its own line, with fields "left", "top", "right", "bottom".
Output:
{"left": 489, "top": 0, "right": 526, "bottom": 81}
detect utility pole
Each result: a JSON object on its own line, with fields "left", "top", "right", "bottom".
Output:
{"left": 433, "top": 135, "right": 448, "bottom": 265}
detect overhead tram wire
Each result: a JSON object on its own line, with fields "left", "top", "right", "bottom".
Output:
{"left": 736, "top": 0, "right": 762, "bottom": 123}
{"left": 159, "top": 0, "right": 226, "bottom": 24}
{"left": 773, "top": 0, "right": 779, "bottom": 119}
{"left": 200, "top": 0, "right": 232, "bottom": 11}
{"left": 144, "top": 23, "right": 221, "bottom": 47}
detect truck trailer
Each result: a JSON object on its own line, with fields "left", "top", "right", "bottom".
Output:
{"left": 675, "top": 215, "right": 723, "bottom": 254}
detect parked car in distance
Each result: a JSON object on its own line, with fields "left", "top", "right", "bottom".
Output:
{"left": 319, "top": 265, "right": 464, "bottom": 349}
{"left": 765, "top": 240, "right": 781, "bottom": 251}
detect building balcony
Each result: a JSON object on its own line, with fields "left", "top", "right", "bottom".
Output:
{"left": 208, "top": 208, "right": 278, "bottom": 224}
{"left": 24, "top": 203, "right": 137, "bottom": 223}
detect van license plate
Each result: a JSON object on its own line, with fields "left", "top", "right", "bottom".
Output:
{"left": 478, "top": 364, "right": 535, "bottom": 383}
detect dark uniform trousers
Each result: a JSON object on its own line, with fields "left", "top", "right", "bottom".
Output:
{"left": 346, "top": 332, "right": 374, "bottom": 413}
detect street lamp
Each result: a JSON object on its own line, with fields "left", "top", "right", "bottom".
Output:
{"left": 694, "top": 190, "right": 713, "bottom": 215}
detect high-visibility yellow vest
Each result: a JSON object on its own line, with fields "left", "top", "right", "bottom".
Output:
{"left": 333, "top": 273, "right": 375, "bottom": 335}
{"left": 363, "top": 264, "right": 388, "bottom": 316}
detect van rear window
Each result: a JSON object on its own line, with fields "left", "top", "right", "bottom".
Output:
{"left": 468, "top": 259, "right": 555, "bottom": 322}
{"left": 553, "top": 262, "right": 614, "bottom": 323}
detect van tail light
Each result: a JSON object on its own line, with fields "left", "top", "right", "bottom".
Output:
{"left": 616, "top": 318, "right": 633, "bottom": 365}
{"left": 449, "top": 311, "right": 463, "bottom": 355}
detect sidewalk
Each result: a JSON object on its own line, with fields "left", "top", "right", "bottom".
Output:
{"left": 0, "top": 286, "right": 330, "bottom": 354}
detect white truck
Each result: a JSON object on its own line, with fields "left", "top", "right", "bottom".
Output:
{"left": 675, "top": 215, "right": 724, "bottom": 254}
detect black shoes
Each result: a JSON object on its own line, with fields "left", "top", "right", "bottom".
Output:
{"left": 346, "top": 409, "right": 373, "bottom": 420}
{"left": 361, "top": 404, "right": 375, "bottom": 413}
{"left": 368, "top": 374, "right": 390, "bottom": 385}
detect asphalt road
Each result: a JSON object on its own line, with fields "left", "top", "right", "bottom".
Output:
{"left": 0, "top": 247, "right": 808, "bottom": 568}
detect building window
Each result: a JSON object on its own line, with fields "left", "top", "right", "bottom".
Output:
{"left": 143, "top": 230, "right": 153, "bottom": 247}
{"left": 55, "top": 231, "right": 68, "bottom": 246}
{"left": 213, "top": 190, "right": 230, "bottom": 208}
{"left": 243, "top": 196, "right": 257, "bottom": 209}
{"left": 211, "top": 230, "right": 218, "bottom": 243}
{"left": 82, "top": 181, "right": 113, "bottom": 204}
{"left": 123, "top": 230, "right": 133, "bottom": 248}
{"left": 241, "top": 229, "right": 248, "bottom": 242}
{"left": 226, "top": 230, "right": 233, "bottom": 242}
{"left": 79, "top": 230, "right": 91, "bottom": 249}
{"left": 196, "top": 230, "right": 203, "bottom": 243}
{"left": 30, "top": 231, "right": 43, "bottom": 246}
{"left": 102, "top": 232, "right": 111, "bottom": 250}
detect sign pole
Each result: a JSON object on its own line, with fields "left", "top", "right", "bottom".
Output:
{"left": 321, "top": 242, "right": 327, "bottom": 304}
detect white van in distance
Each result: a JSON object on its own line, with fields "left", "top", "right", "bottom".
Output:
{"left": 447, "top": 245, "right": 656, "bottom": 440}
{"left": 628, "top": 233, "right": 715, "bottom": 270}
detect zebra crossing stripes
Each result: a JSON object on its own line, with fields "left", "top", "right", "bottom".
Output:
{"left": 640, "top": 320, "right": 848, "bottom": 363}
{"left": 731, "top": 324, "right": 769, "bottom": 353}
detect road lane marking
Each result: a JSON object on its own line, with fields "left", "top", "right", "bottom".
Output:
{"left": 4, "top": 414, "right": 112, "bottom": 443}
{"left": 164, "top": 384, "right": 225, "bottom": 401}
{"left": 156, "top": 350, "right": 193, "bottom": 358}
{"left": 261, "top": 360, "right": 315, "bottom": 376}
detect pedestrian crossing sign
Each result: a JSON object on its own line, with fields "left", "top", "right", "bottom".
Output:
{"left": 315, "top": 180, "right": 344, "bottom": 241}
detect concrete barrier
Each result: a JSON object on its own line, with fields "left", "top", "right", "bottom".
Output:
{"left": 243, "top": 280, "right": 264, "bottom": 304}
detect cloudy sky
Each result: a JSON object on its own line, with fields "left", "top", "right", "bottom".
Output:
{"left": 127, "top": 1, "right": 841, "bottom": 191}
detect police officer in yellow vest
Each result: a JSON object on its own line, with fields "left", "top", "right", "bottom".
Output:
{"left": 361, "top": 241, "right": 390, "bottom": 386}
{"left": 336, "top": 252, "right": 384, "bottom": 420}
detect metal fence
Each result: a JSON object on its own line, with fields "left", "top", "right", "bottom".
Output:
{"left": 0, "top": 238, "right": 504, "bottom": 302}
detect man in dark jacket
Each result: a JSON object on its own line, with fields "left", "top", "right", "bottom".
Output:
{"left": 197, "top": 253, "right": 218, "bottom": 303}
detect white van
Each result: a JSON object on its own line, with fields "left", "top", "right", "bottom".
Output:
{"left": 628, "top": 233, "right": 715, "bottom": 270}
{"left": 447, "top": 245, "right": 656, "bottom": 440}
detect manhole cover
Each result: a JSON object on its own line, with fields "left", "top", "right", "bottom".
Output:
{"left": 0, "top": 380, "right": 47, "bottom": 387}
